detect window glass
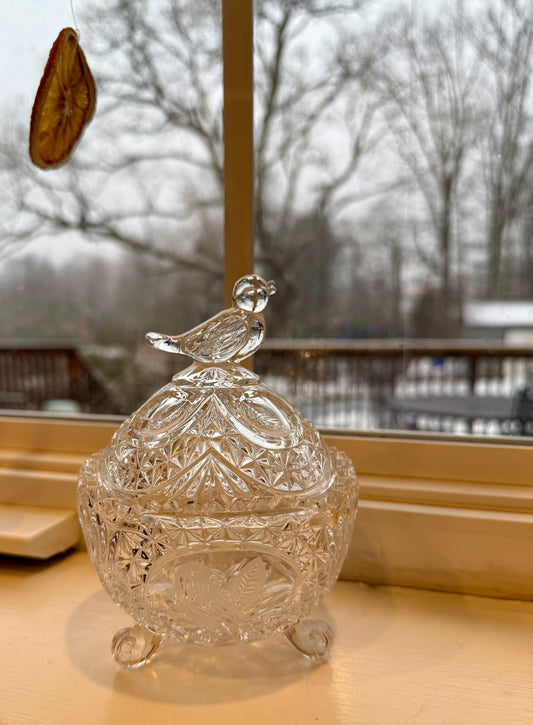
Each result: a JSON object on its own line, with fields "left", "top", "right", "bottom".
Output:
{"left": 2, "top": 0, "right": 533, "bottom": 441}
{"left": 253, "top": 0, "right": 533, "bottom": 438}
{"left": 0, "top": 0, "right": 223, "bottom": 415}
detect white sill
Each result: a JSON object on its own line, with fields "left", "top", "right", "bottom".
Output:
{"left": 2, "top": 550, "right": 533, "bottom": 724}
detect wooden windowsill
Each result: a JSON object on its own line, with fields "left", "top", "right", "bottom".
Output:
{"left": 2, "top": 549, "right": 532, "bottom": 724}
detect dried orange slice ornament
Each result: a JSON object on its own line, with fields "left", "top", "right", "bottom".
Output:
{"left": 29, "top": 28, "right": 96, "bottom": 169}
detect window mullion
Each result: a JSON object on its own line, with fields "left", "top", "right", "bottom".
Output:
{"left": 222, "top": 0, "right": 254, "bottom": 306}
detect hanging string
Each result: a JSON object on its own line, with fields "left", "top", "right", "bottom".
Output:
{"left": 70, "top": 0, "right": 80, "bottom": 38}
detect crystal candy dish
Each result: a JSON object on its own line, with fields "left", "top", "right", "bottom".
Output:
{"left": 78, "top": 275, "right": 358, "bottom": 667}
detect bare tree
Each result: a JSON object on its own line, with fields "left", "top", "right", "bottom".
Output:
{"left": 0, "top": 0, "right": 225, "bottom": 276}
{"left": 368, "top": 3, "right": 483, "bottom": 331}
{"left": 251, "top": 1, "right": 384, "bottom": 330}
{"left": 473, "top": 0, "right": 533, "bottom": 297}
{"left": 0, "top": 2, "right": 375, "bottom": 289}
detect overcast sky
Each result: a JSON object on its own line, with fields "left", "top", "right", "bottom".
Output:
{"left": 2, "top": 0, "right": 444, "bottom": 111}
{"left": 2, "top": 1, "right": 401, "bottom": 104}
{"left": 0, "top": 1, "right": 77, "bottom": 111}
{"left": 0, "top": 0, "right": 455, "bottom": 270}
{"left": 0, "top": 2, "right": 105, "bottom": 265}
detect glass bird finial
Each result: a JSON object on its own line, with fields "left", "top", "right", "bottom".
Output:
{"left": 145, "top": 274, "right": 277, "bottom": 363}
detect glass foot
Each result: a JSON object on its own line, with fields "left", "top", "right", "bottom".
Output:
{"left": 286, "top": 618, "right": 333, "bottom": 658}
{"left": 111, "top": 623, "right": 165, "bottom": 669}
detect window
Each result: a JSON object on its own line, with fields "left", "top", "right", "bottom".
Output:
{"left": 1, "top": 1, "right": 532, "bottom": 594}
{"left": 0, "top": 0, "right": 225, "bottom": 416}
{"left": 251, "top": 0, "right": 533, "bottom": 439}
{"left": 2, "top": 0, "right": 533, "bottom": 442}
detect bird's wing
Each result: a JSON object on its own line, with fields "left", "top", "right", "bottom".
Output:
{"left": 182, "top": 311, "right": 249, "bottom": 362}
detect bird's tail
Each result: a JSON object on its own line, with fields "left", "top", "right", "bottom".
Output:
{"left": 145, "top": 331, "right": 182, "bottom": 354}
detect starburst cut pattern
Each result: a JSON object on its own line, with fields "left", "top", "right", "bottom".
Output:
{"left": 100, "top": 365, "right": 333, "bottom": 510}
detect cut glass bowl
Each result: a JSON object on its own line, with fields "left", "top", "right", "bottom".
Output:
{"left": 78, "top": 275, "right": 358, "bottom": 667}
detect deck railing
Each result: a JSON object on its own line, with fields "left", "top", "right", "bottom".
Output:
{"left": 2, "top": 339, "right": 533, "bottom": 434}
{"left": 255, "top": 339, "right": 533, "bottom": 436}
{"left": 0, "top": 342, "right": 119, "bottom": 414}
